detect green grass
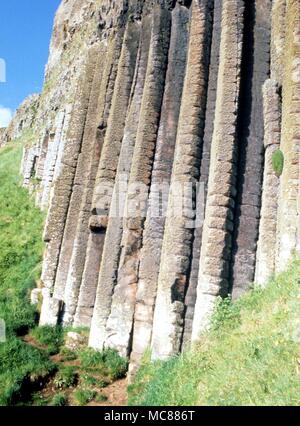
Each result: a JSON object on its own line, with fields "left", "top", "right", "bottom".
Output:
{"left": 53, "top": 366, "right": 78, "bottom": 390}
{"left": 78, "top": 347, "right": 128, "bottom": 380}
{"left": 129, "top": 260, "right": 300, "bottom": 406}
{"left": 0, "top": 142, "right": 54, "bottom": 406}
{"left": 30, "top": 325, "right": 64, "bottom": 355}
{"left": 73, "top": 389, "right": 96, "bottom": 406}
{"left": 50, "top": 393, "right": 68, "bottom": 407}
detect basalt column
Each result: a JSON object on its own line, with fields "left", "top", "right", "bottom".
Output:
{"left": 104, "top": 5, "right": 172, "bottom": 357}
{"left": 73, "top": 21, "right": 140, "bottom": 327}
{"left": 62, "top": 34, "right": 127, "bottom": 326}
{"left": 40, "top": 110, "right": 66, "bottom": 210}
{"left": 255, "top": 80, "right": 282, "bottom": 286}
{"left": 151, "top": 0, "right": 213, "bottom": 360}
{"left": 89, "top": 17, "right": 151, "bottom": 349}
{"left": 52, "top": 51, "right": 106, "bottom": 306}
{"left": 39, "top": 47, "right": 98, "bottom": 326}
{"left": 192, "top": 0, "right": 244, "bottom": 341}
{"left": 231, "top": 0, "right": 271, "bottom": 299}
{"left": 182, "top": 0, "right": 222, "bottom": 350}
{"left": 129, "top": 3, "right": 190, "bottom": 373}
{"left": 276, "top": 0, "right": 300, "bottom": 271}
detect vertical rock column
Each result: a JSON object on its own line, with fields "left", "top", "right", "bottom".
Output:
{"left": 39, "top": 47, "right": 98, "bottom": 326}
{"left": 192, "top": 0, "right": 244, "bottom": 341}
{"left": 255, "top": 80, "right": 281, "bottom": 286}
{"left": 52, "top": 50, "right": 106, "bottom": 306}
{"left": 73, "top": 21, "right": 140, "bottom": 327}
{"left": 276, "top": 0, "right": 300, "bottom": 271}
{"left": 62, "top": 35, "right": 125, "bottom": 326}
{"left": 182, "top": 0, "right": 223, "bottom": 349}
{"left": 104, "top": 6, "right": 172, "bottom": 358}
{"left": 231, "top": 0, "right": 271, "bottom": 299}
{"left": 40, "top": 110, "right": 66, "bottom": 209}
{"left": 151, "top": 0, "right": 213, "bottom": 360}
{"left": 129, "top": 3, "right": 190, "bottom": 372}
{"left": 271, "top": 0, "right": 287, "bottom": 87}
{"left": 89, "top": 17, "right": 151, "bottom": 349}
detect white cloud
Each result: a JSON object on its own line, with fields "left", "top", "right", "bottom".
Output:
{"left": 0, "top": 105, "right": 12, "bottom": 127}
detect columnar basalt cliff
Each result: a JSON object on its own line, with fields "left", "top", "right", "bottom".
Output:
{"left": 13, "top": 0, "right": 300, "bottom": 374}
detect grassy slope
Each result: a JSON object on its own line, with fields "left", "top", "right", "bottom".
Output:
{"left": 0, "top": 142, "right": 128, "bottom": 406}
{"left": 0, "top": 143, "right": 54, "bottom": 406}
{"left": 129, "top": 261, "right": 300, "bottom": 406}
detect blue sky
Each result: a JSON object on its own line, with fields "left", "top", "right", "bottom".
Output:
{"left": 0, "top": 0, "right": 61, "bottom": 126}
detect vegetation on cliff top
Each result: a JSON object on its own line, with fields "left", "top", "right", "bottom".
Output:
{"left": 129, "top": 260, "right": 300, "bottom": 406}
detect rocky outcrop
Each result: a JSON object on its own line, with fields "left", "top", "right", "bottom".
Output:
{"left": 0, "top": 94, "right": 39, "bottom": 147}
{"left": 12, "top": 0, "right": 300, "bottom": 374}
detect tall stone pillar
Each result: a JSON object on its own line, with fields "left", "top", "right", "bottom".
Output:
{"left": 89, "top": 17, "right": 152, "bottom": 349}
{"left": 104, "top": 6, "right": 172, "bottom": 358}
{"left": 182, "top": 0, "right": 223, "bottom": 350}
{"left": 231, "top": 0, "right": 271, "bottom": 299}
{"left": 255, "top": 80, "right": 281, "bottom": 286}
{"left": 276, "top": 0, "right": 300, "bottom": 271}
{"left": 39, "top": 47, "right": 98, "bottom": 325}
{"left": 73, "top": 21, "right": 140, "bottom": 327}
{"left": 129, "top": 3, "right": 189, "bottom": 372}
{"left": 151, "top": 0, "right": 213, "bottom": 360}
{"left": 192, "top": 0, "right": 244, "bottom": 341}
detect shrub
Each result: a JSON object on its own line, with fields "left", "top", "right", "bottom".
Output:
{"left": 95, "top": 394, "right": 108, "bottom": 403}
{"left": 50, "top": 393, "right": 68, "bottom": 406}
{"left": 73, "top": 389, "right": 96, "bottom": 406}
{"left": 53, "top": 366, "right": 78, "bottom": 390}
{"left": 272, "top": 149, "right": 284, "bottom": 177}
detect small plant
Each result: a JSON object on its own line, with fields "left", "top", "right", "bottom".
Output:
{"left": 82, "top": 375, "right": 97, "bottom": 386}
{"left": 53, "top": 366, "right": 78, "bottom": 390}
{"left": 59, "top": 347, "right": 78, "bottom": 361}
{"left": 104, "top": 349, "right": 128, "bottom": 380}
{"left": 78, "top": 348, "right": 128, "bottom": 380}
{"left": 98, "top": 378, "right": 109, "bottom": 389}
{"left": 32, "top": 394, "right": 50, "bottom": 406}
{"left": 73, "top": 389, "right": 96, "bottom": 406}
{"left": 210, "top": 296, "right": 241, "bottom": 332}
{"left": 272, "top": 149, "right": 284, "bottom": 177}
{"left": 31, "top": 326, "right": 64, "bottom": 355}
{"left": 95, "top": 393, "right": 108, "bottom": 403}
{"left": 50, "top": 393, "right": 68, "bottom": 406}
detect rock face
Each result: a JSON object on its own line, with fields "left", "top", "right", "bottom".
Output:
{"left": 14, "top": 0, "right": 300, "bottom": 373}
{"left": 0, "top": 94, "right": 40, "bottom": 147}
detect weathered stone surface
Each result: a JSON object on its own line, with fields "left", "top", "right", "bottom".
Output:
{"left": 231, "top": 0, "right": 271, "bottom": 299}
{"left": 182, "top": 0, "right": 222, "bottom": 350}
{"left": 12, "top": 0, "right": 300, "bottom": 373}
{"left": 74, "top": 20, "right": 141, "bottom": 328}
{"left": 39, "top": 47, "right": 98, "bottom": 325}
{"left": 276, "top": 0, "right": 300, "bottom": 271}
{"left": 104, "top": 6, "right": 172, "bottom": 358}
{"left": 151, "top": 0, "right": 213, "bottom": 360}
{"left": 89, "top": 16, "right": 152, "bottom": 350}
{"left": 192, "top": 0, "right": 244, "bottom": 341}
{"left": 129, "top": 2, "right": 189, "bottom": 372}
{"left": 255, "top": 80, "right": 281, "bottom": 286}
{"left": 0, "top": 94, "right": 40, "bottom": 148}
